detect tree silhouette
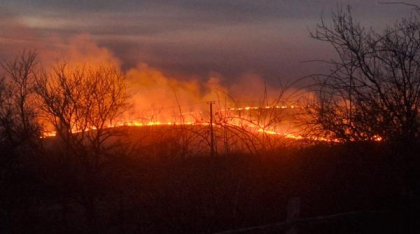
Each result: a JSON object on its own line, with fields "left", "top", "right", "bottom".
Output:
{"left": 35, "top": 63, "right": 130, "bottom": 224}
{"left": 0, "top": 51, "right": 41, "bottom": 156}
{"left": 308, "top": 6, "right": 420, "bottom": 143}
{"left": 0, "top": 51, "right": 44, "bottom": 233}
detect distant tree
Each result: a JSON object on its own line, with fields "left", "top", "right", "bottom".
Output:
{"left": 308, "top": 6, "right": 420, "bottom": 143}
{"left": 35, "top": 63, "right": 130, "bottom": 223}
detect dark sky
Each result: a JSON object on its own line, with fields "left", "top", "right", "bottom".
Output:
{"left": 0, "top": 0, "right": 415, "bottom": 86}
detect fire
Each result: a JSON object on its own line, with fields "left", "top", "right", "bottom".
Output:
{"left": 228, "top": 105, "right": 299, "bottom": 111}
{"left": 40, "top": 103, "right": 383, "bottom": 143}
{"left": 40, "top": 105, "right": 320, "bottom": 142}
{"left": 41, "top": 120, "right": 306, "bottom": 140}
{"left": 372, "top": 135, "right": 383, "bottom": 142}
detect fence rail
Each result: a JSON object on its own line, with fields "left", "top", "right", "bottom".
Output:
{"left": 215, "top": 209, "right": 386, "bottom": 234}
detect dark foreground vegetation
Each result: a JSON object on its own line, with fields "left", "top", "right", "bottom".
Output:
{"left": 2, "top": 138, "right": 420, "bottom": 233}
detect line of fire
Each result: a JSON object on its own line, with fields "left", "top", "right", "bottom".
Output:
{"left": 40, "top": 102, "right": 346, "bottom": 155}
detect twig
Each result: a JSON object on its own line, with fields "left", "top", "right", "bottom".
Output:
{"left": 379, "top": 1, "right": 420, "bottom": 11}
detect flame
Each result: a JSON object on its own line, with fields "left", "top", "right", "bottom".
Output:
{"left": 41, "top": 120, "right": 305, "bottom": 139}
{"left": 40, "top": 104, "right": 354, "bottom": 143}
{"left": 41, "top": 118, "right": 382, "bottom": 143}
{"left": 228, "top": 105, "right": 299, "bottom": 111}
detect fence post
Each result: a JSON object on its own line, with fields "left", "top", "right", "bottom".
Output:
{"left": 286, "top": 197, "right": 300, "bottom": 234}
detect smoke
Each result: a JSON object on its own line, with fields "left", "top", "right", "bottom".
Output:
{"left": 37, "top": 34, "right": 121, "bottom": 69}
{"left": 125, "top": 63, "right": 229, "bottom": 122}
{"left": 0, "top": 9, "right": 119, "bottom": 68}
{"left": 41, "top": 34, "right": 304, "bottom": 123}
{"left": 0, "top": 10, "right": 38, "bottom": 61}
{"left": 1, "top": 22, "right": 304, "bottom": 124}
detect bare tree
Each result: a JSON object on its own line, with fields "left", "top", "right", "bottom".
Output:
{"left": 0, "top": 51, "right": 43, "bottom": 232}
{"left": 308, "top": 6, "right": 420, "bottom": 143}
{"left": 0, "top": 50, "right": 41, "bottom": 159}
{"left": 35, "top": 63, "right": 130, "bottom": 223}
